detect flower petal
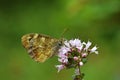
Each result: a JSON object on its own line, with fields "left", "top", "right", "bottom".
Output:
{"left": 58, "top": 58, "right": 68, "bottom": 64}
{"left": 64, "top": 41, "right": 70, "bottom": 48}
{"left": 90, "top": 46, "right": 98, "bottom": 54}
{"left": 84, "top": 41, "right": 92, "bottom": 50}
{"left": 55, "top": 65, "right": 65, "bottom": 72}
{"left": 58, "top": 46, "right": 70, "bottom": 55}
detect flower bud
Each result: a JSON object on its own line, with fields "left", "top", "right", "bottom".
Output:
{"left": 79, "top": 62, "right": 83, "bottom": 66}
{"left": 82, "top": 53, "right": 87, "bottom": 58}
{"left": 73, "top": 56, "right": 79, "bottom": 61}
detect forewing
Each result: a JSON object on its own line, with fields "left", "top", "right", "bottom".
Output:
{"left": 21, "top": 33, "right": 59, "bottom": 62}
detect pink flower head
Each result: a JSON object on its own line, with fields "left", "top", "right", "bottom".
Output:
{"left": 56, "top": 39, "right": 98, "bottom": 72}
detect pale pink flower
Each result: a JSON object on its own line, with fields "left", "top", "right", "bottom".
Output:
{"left": 55, "top": 65, "right": 65, "bottom": 72}
{"left": 58, "top": 58, "right": 68, "bottom": 64}
{"left": 74, "top": 39, "right": 82, "bottom": 47}
{"left": 76, "top": 44, "right": 83, "bottom": 51}
{"left": 68, "top": 39, "right": 83, "bottom": 51}
{"left": 90, "top": 46, "right": 98, "bottom": 54}
{"left": 56, "top": 39, "right": 98, "bottom": 73}
{"left": 58, "top": 52, "right": 67, "bottom": 59}
{"left": 55, "top": 38, "right": 99, "bottom": 80}
{"left": 84, "top": 41, "right": 92, "bottom": 50}
{"left": 69, "top": 39, "right": 82, "bottom": 47}
{"left": 58, "top": 46, "right": 70, "bottom": 54}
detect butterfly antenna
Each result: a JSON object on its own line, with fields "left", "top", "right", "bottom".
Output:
{"left": 60, "top": 28, "right": 69, "bottom": 38}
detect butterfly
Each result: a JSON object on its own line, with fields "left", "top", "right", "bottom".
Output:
{"left": 21, "top": 33, "right": 63, "bottom": 63}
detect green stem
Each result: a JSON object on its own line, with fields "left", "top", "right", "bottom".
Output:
{"left": 78, "top": 63, "right": 82, "bottom": 80}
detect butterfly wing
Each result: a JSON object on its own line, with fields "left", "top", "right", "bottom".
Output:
{"left": 21, "top": 33, "right": 59, "bottom": 62}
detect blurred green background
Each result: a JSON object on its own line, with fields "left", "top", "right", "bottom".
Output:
{"left": 0, "top": 0, "right": 120, "bottom": 80}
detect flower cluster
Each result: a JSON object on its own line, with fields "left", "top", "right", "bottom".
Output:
{"left": 55, "top": 39, "right": 98, "bottom": 80}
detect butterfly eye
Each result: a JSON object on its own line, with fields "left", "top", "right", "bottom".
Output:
{"left": 58, "top": 41, "right": 62, "bottom": 46}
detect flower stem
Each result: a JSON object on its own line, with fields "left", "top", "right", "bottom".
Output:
{"left": 78, "top": 63, "right": 82, "bottom": 80}
{"left": 74, "top": 63, "right": 84, "bottom": 80}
